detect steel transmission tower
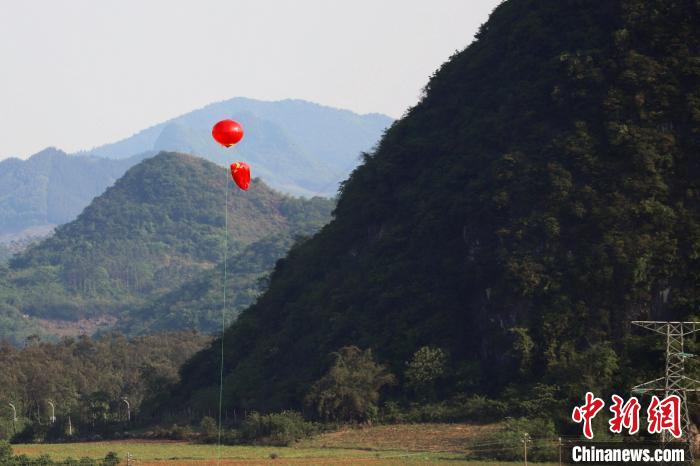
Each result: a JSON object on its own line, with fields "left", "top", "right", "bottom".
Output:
{"left": 631, "top": 321, "right": 700, "bottom": 461}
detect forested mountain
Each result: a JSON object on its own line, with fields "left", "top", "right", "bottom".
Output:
{"left": 0, "top": 148, "right": 150, "bottom": 236}
{"left": 113, "top": 233, "right": 298, "bottom": 335}
{"left": 0, "top": 100, "right": 387, "bottom": 238}
{"left": 0, "top": 303, "right": 45, "bottom": 347}
{"left": 0, "top": 246, "right": 9, "bottom": 264}
{"left": 78, "top": 98, "right": 393, "bottom": 197}
{"left": 169, "top": 0, "right": 700, "bottom": 418}
{"left": 2, "top": 152, "right": 333, "bottom": 327}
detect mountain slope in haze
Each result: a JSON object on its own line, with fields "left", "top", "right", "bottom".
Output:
{"left": 0, "top": 100, "right": 387, "bottom": 238}
{"left": 0, "top": 148, "right": 151, "bottom": 236}
{"left": 0, "top": 228, "right": 54, "bottom": 266}
{"left": 78, "top": 98, "right": 393, "bottom": 196}
{"left": 113, "top": 233, "right": 297, "bottom": 336}
{"left": 171, "top": 0, "right": 700, "bottom": 415}
{"left": 5, "top": 152, "right": 333, "bottom": 325}
{"left": 0, "top": 264, "right": 46, "bottom": 345}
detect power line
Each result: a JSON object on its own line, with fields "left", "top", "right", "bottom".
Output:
{"left": 631, "top": 321, "right": 700, "bottom": 462}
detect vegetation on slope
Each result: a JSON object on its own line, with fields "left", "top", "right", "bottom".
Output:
{"left": 0, "top": 148, "right": 150, "bottom": 236}
{"left": 114, "top": 233, "right": 300, "bottom": 335}
{"left": 0, "top": 332, "right": 209, "bottom": 442}
{"left": 1, "top": 152, "right": 333, "bottom": 328}
{"left": 0, "top": 265, "right": 45, "bottom": 345}
{"left": 167, "top": 0, "right": 700, "bottom": 427}
{"left": 0, "top": 234, "right": 50, "bottom": 265}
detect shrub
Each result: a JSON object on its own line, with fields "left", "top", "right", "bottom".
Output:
{"left": 0, "top": 441, "right": 12, "bottom": 462}
{"left": 220, "top": 428, "right": 240, "bottom": 445}
{"left": 468, "top": 417, "right": 557, "bottom": 462}
{"left": 102, "top": 452, "right": 120, "bottom": 466}
{"left": 140, "top": 424, "right": 193, "bottom": 441}
{"left": 240, "top": 411, "right": 317, "bottom": 446}
{"left": 0, "top": 443, "right": 101, "bottom": 465}
{"left": 461, "top": 394, "right": 509, "bottom": 421}
{"left": 305, "top": 346, "right": 395, "bottom": 422}
{"left": 0, "top": 419, "right": 16, "bottom": 441}
{"left": 513, "top": 384, "right": 565, "bottom": 419}
{"left": 380, "top": 394, "right": 507, "bottom": 424}
{"left": 405, "top": 346, "right": 449, "bottom": 400}
{"left": 200, "top": 416, "right": 218, "bottom": 441}
{"left": 169, "top": 424, "right": 192, "bottom": 440}
{"left": 11, "top": 422, "right": 47, "bottom": 444}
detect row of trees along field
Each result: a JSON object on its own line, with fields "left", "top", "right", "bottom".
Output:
{"left": 0, "top": 335, "right": 520, "bottom": 443}
{"left": 0, "top": 332, "right": 209, "bottom": 441}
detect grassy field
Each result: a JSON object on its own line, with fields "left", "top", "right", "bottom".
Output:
{"left": 12, "top": 441, "right": 521, "bottom": 465}
{"left": 12, "top": 423, "right": 560, "bottom": 465}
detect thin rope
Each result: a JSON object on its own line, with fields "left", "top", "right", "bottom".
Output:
{"left": 217, "top": 168, "right": 229, "bottom": 465}
{"left": 197, "top": 152, "right": 358, "bottom": 466}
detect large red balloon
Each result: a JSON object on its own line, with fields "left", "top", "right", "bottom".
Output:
{"left": 230, "top": 162, "right": 251, "bottom": 191}
{"left": 212, "top": 119, "right": 244, "bottom": 147}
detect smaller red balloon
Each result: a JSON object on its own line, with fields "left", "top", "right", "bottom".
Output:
{"left": 212, "top": 119, "right": 244, "bottom": 147}
{"left": 230, "top": 162, "right": 251, "bottom": 191}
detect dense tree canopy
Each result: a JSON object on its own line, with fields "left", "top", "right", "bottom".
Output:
{"left": 304, "top": 346, "right": 395, "bottom": 422}
{"left": 0, "top": 332, "right": 209, "bottom": 440}
{"left": 168, "top": 0, "right": 700, "bottom": 421}
{"left": 0, "top": 152, "right": 333, "bottom": 335}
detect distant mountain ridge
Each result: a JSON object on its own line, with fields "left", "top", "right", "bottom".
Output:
{"left": 2, "top": 152, "right": 334, "bottom": 331}
{"left": 0, "top": 148, "right": 151, "bottom": 236}
{"left": 76, "top": 98, "right": 393, "bottom": 197}
{"left": 0, "top": 99, "right": 389, "bottom": 239}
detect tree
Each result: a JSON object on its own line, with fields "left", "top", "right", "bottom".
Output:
{"left": 0, "top": 441, "right": 11, "bottom": 462}
{"left": 200, "top": 416, "right": 217, "bottom": 441}
{"left": 305, "top": 346, "right": 395, "bottom": 422}
{"left": 405, "top": 346, "right": 448, "bottom": 400}
{"left": 507, "top": 328, "right": 534, "bottom": 376}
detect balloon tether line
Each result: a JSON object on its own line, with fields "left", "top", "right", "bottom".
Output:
{"left": 218, "top": 165, "right": 228, "bottom": 465}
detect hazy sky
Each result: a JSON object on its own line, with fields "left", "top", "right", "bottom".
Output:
{"left": 0, "top": 0, "right": 501, "bottom": 159}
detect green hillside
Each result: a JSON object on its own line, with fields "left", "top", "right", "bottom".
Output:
{"left": 170, "top": 0, "right": 700, "bottom": 418}
{"left": 0, "top": 245, "right": 10, "bottom": 263}
{"left": 113, "top": 233, "right": 298, "bottom": 335}
{"left": 0, "top": 148, "right": 150, "bottom": 236}
{"left": 2, "top": 152, "right": 333, "bottom": 325}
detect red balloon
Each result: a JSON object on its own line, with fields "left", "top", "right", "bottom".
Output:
{"left": 212, "top": 119, "right": 244, "bottom": 147}
{"left": 230, "top": 162, "right": 251, "bottom": 191}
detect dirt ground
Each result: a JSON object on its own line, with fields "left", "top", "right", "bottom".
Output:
{"left": 299, "top": 422, "right": 499, "bottom": 453}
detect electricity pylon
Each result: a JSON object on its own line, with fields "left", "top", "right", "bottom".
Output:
{"left": 631, "top": 321, "right": 700, "bottom": 462}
